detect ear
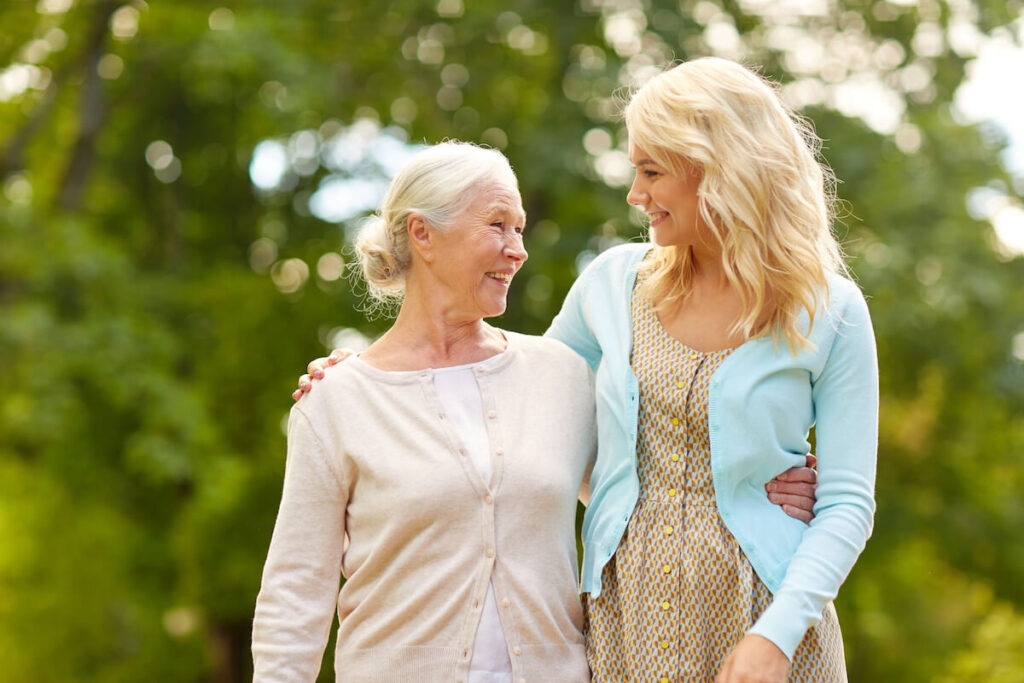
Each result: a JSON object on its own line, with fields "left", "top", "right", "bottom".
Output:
{"left": 407, "top": 213, "right": 434, "bottom": 263}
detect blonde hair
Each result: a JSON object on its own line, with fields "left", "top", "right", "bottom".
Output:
{"left": 625, "top": 57, "right": 845, "bottom": 351}
{"left": 355, "top": 141, "right": 519, "bottom": 303}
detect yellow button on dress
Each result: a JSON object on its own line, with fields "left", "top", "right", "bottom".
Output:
{"left": 583, "top": 273, "right": 847, "bottom": 682}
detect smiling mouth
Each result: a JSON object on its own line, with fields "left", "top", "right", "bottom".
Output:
{"left": 648, "top": 211, "right": 669, "bottom": 226}
{"left": 486, "top": 271, "right": 513, "bottom": 285}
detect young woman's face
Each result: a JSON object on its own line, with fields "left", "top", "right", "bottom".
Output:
{"left": 627, "top": 143, "right": 709, "bottom": 251}
{"left": 428, "top": 183, "right": 528, "bottom": 320}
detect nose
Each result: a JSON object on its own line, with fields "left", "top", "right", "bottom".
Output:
{"left": 626, "top": 176, "right": 648, "bottom": 207}
{"left": 504, "top": 235, "right": 528, "bottom": 265}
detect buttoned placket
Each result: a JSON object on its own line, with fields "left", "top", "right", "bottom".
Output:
{"left": 418, "top": 369, "right": 507, "bottom": 680}
{"left": 658, "top": 350, "right": 707, "bottom": 675}
{"left": 471, "top": 363, "right": 527, "bottom": 680}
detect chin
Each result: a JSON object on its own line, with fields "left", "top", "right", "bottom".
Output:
{"left": 650, "top": 230, "right": 675, "bottom": 247}
{"left": 484, "top": 300, "right": 508, "bottom": 318}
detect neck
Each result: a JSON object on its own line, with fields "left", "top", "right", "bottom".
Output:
{"left": 687, "top": 244, "right": 730, "bottom": 291}
{"left": 362, "top": 283, "right": 506, "bottom": 371}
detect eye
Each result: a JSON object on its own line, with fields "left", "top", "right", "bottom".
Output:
{"left": 490, "top": 220, "right": 504, "bottom": 228}
{"left": 643, "top": 169, "right": 660, "bottom": 178}
{"left": 513, "top": 225, "right": 524, "bottom": 235}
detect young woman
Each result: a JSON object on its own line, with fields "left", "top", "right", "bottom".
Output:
{"left": 546, "top": 58, "right": 877, "bottom": 682}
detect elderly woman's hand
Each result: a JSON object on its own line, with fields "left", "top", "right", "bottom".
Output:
{"left": 766, "top": 454, "right": 817, "bottom": 523}
{"left": 291, "top": 349, "right": 354, "bottom": 401}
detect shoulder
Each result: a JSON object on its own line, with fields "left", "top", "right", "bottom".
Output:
{"left": 564, "top": 242, "right": 652, "bottom": 302}
{"left": 585, "top": 241, "right": 653, "bottom": 275}
{"left": 807, "top": 272, "right": 876, "bottom": 363}
{"left": 292, "top": 358, "right": 364, "bottom": 419}
{"left": 506, "top": 332, "right": 592, "bottom": 375}
{"left": 823, "top": 272, "right": 872, "bottom": 324}
{"left": 825, "top": 271, "right": 864, "bottom": 301}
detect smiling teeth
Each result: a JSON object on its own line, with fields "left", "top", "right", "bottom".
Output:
{"left": 487, "top": 272, "right": 512, "bottom": 284}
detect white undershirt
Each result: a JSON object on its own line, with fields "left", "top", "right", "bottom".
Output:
{"left": 432, "top": 360, "right": 514, "bottom": 682}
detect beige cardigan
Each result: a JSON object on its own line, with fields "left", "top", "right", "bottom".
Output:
{"left": 252, "top": 332, "right": 596, "bottom": 682}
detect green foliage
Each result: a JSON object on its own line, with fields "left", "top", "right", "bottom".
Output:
{"left": 1, "top": 0, "right": 1022, "bottom": 680}
{"left": 936, "top": 604, "right": 1024, "bottom": 683}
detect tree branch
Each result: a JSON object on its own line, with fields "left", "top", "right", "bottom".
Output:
{"left": 56, "top": 0, "right": 118, "bottom": 210}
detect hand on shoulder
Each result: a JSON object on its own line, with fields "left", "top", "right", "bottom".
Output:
{"left": 292, "top": 349, "right": 353, "bottom": 401}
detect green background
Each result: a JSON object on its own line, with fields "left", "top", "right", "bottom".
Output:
{"left": 1, "top": 0, "right": 1022, "bottom": 680}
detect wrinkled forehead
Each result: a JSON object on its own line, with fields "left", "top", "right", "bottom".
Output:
{"left": 466, "top": 182, "right": 526, "bottom": 222}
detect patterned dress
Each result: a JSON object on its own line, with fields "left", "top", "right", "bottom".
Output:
{"left": 584, "top": 277, "right": 847, "bottom": 683}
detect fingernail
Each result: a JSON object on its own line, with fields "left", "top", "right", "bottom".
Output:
{"left": 329, "top": 354, "right": 341, "bottom": 362}
{"left": 313, "top": 369, "right": 323, "bottom": 379}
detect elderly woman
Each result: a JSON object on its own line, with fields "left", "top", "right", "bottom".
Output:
{"left": 262, "top": 140, "right": 818, "bottom": 683}
{"left": 252, "top": 142, "right": 597, "bottom": 681}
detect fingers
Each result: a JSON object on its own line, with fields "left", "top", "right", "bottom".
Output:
{"left": 715, "top": 657, "right": 731, "bottom": 683}
{"left": 768, "top": 481, "right": 815, "bottom": 498}
{"left": 773, "top": 466, "right": 817, "bottom": 484}
{"left": 295, "top": 349, "right": 357, "bottom": 400}
{"left": 781, "top": 504, "right": 813, "bottom": 524}
{"left": 768, "top": 491, "right": 814, "bottom": 510}
{"left": 330, "top": 348, "right": 356, "bottom": 363}
{"left": 307, "top": 358, "right": 330, "bottom": 380}
{"left": 805, "top": 453, "right": 817, "bottom": 469}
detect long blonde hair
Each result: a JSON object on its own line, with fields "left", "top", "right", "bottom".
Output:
{"left": 625, "top": 57, "right": 845, "bottom": 351}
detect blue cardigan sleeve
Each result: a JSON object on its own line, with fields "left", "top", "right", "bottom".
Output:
{"left": 748, "top": 286, "right": 879, "bottom": 658}
{"left": 544, "top": 266, "right": 603, "bottom": 370}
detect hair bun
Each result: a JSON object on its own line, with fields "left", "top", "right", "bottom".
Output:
{"left": 355, "top": 215, "right": 406, "bottom": 301}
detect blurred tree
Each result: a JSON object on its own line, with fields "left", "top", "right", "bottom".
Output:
{"left": 1, "top": 0, "right": 1022, "bottom": 680}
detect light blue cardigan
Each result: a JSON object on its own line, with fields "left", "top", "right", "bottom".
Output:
{"left": 544, "top": 242, "right": 878, "bottom": 658}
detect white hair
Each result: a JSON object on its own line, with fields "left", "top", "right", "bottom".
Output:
{"left": 354, "top": 141, "right": 519, "bottom": 303}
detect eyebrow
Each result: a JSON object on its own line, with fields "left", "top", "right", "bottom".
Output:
{"left": 484, "top": 202, "right": 526, "bottom": 219}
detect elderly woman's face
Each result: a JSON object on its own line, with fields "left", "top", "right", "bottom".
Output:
{"left": 429, "top": 182, "right": 528, "bottom": 320}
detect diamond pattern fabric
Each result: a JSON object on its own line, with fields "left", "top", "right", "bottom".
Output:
{"left": 583, "top": 275, "right": 847, "bottom": 682}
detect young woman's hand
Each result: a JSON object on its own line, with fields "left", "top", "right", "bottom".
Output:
{"left": 715, "top": 634, "right": 789, "bottom": 683}
{"left": 291, "top": 349, "right": 353, "bottom": 401}
{"left": 766, "top": 454, "right": 817, "bottom": 523}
